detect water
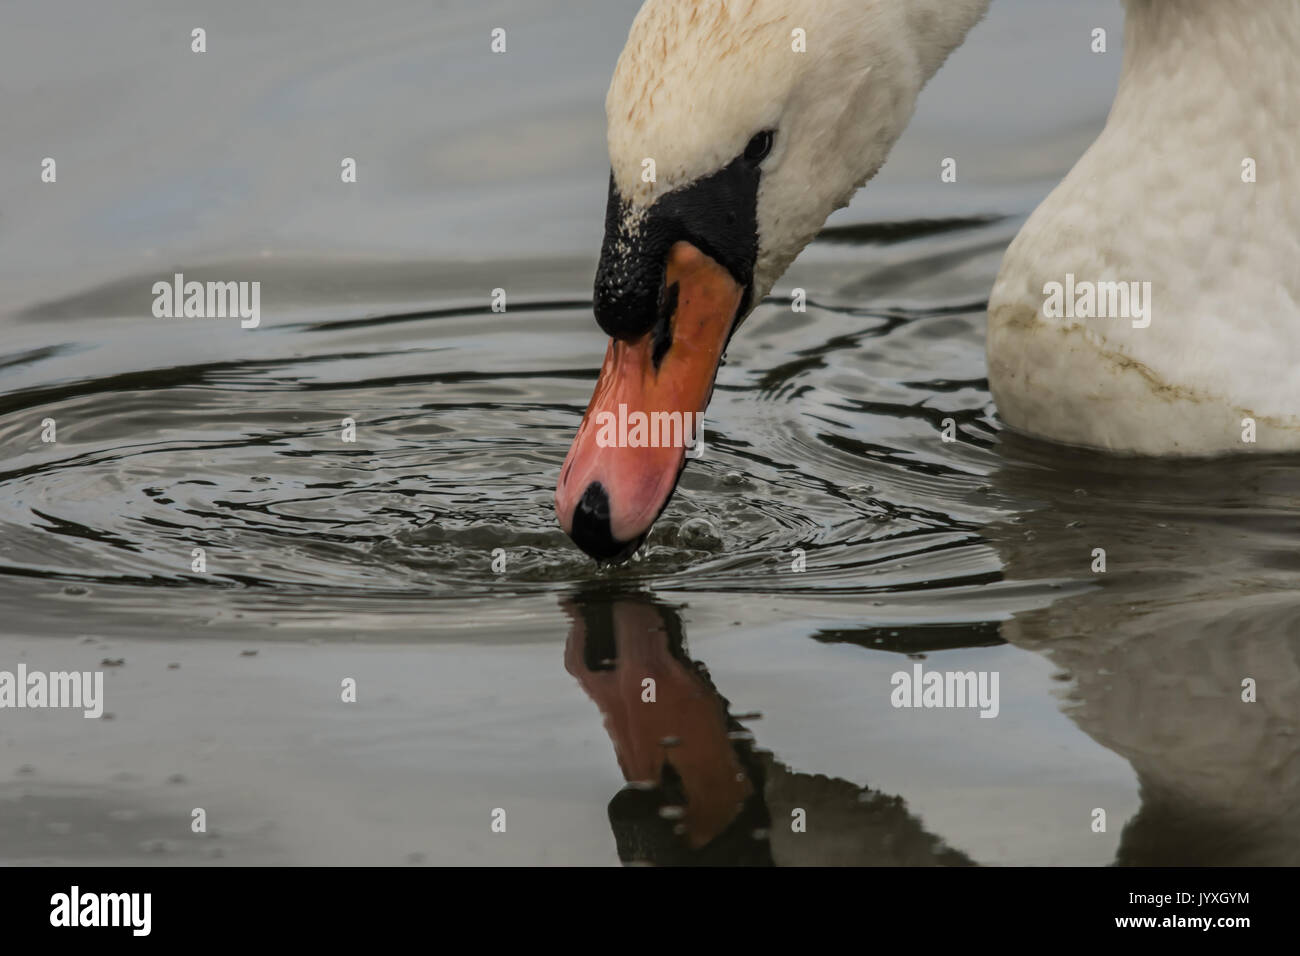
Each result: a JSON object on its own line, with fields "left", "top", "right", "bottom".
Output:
{"left": 2, "top": 0, "right": 1296, "bottom": 865}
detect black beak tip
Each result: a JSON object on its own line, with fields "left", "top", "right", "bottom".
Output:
{"left": 569, "top": 481, "right": 643, "bottom": 564}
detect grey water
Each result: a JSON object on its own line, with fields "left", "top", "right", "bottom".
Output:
{"left": 1, "top": 0, "right": 1296, "bottom": 865}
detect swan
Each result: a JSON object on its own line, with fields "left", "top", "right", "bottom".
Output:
{"left": 555, "top": 0, "right": 1300, "bottom": 561}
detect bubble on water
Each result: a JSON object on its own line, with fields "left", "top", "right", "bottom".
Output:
{"left": 676, "top": 516, "right": 722, "bottom": 550}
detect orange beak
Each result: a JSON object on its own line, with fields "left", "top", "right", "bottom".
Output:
{"left": 556, "top": 241, "right": 744, "bottom": 560}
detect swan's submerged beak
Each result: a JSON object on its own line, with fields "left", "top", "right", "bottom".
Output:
{"left": 556, "top": 241, "right": 743, "bottom": 561}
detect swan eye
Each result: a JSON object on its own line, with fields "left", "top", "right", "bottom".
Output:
{"left": 743, "top": 130, "right": 774, "bottom": 164}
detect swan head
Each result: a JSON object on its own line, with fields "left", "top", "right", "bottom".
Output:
{"left": 556, "top": 0, "right": 985, "bottom": 561}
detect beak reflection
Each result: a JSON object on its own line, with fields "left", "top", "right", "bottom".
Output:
{"left": 560, "top": 590, "right": 974, "bottom": 867}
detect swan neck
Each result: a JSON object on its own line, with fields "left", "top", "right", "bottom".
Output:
{"left": 901, "top": 0, "right": 992, "bottom": 83}
{"left": 1115, "top": 0, "right": 1300, "bottom": 126}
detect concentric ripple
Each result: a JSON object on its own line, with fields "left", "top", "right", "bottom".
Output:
{"left": 4, "top": 222, "right": 1297, "bottom": 642}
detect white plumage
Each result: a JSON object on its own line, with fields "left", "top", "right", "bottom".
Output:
{"left": 605, "top": 0, "right": 1300, "bottom": 454}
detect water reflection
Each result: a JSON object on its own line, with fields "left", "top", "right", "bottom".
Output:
{"left": 987, "top": 435, "right": 1300, "bottom": 866}
{"left": 562, "top": 433, "right": 1300, "bottom": 865}
{"left": 563, "top": 591, "right": 974, "bottom": 866}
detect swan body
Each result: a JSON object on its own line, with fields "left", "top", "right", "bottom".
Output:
{"left": 556, "top": 0, "right": 1300, "bottom": 559}
{"left": 989, "top": 0, "right": 1300, "bottom": 453}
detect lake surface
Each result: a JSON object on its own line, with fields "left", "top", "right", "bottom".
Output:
{"left": 2, "top": 0, "right": 1296, "bottom": 865}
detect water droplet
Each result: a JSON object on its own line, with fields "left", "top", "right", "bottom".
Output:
{"left": 677, "top": 516, "right": 722, "bottom": 550}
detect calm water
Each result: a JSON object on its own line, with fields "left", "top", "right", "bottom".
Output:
{"left": 2, "top": 0, "right": 1296, "bottom": 865}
